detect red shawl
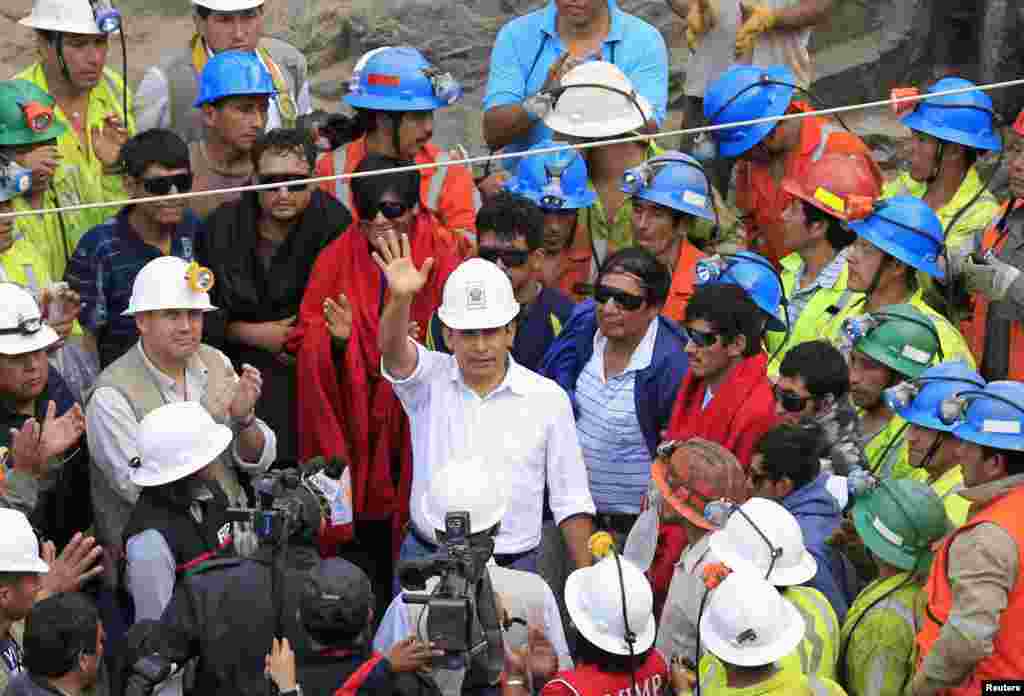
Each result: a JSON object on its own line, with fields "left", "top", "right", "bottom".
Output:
{"left": 650, "top": 352, "right": 779, "bottom": 615}
{"left": 289, "top": 213, "right": 458, "bottom": 556}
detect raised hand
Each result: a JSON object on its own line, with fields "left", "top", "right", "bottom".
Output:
{"left": 323, "top": 293, "right": 353, "bottom": 342}
{"left": 264, "top": 637, "right": 297, "bottom": 692}
{"left": 39, "top": 401, "right": 85, "bottom": 461}
{"left": 91, "top": 115, "right": 130, "bottom": 168}
{"left": 388, "top": 637, "right": 440, "bottom": 673}
{"left": 229, "top": 364, "right": 262, "bottom": 422}
{"left": 38, "top": 532, "right": 103, "bottom": 599}
{"left": 371, "top": 232, "right": 435, "bottom": 299}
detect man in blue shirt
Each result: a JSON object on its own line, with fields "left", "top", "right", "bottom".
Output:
{"left": 482, "top": 0, "right": 667, "bottom": 173}
{"left": 65, "top": 129, "right": 202, "bottom": 368}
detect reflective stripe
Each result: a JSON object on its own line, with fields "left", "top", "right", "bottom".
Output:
{"left": 550, "top": 313, "right": 564, "bottom": 338}
{"left": 789, "top": 594, "right": 823, "bottom": 674}
{"left": 876, "top": 596, "right": 916, "bottom": 631}
{"left": 865, "top": 651, "right": 889, "bottom": 696}
{"left": 333, "top": 147, "right": 350, "bottom": 204}
{"left": 427, "top": 152, "right": 450, "bottom": 211}
{"left": 809, "top": 123, "right": 843, "bottom": 162}
{"left": 546, "top": 679, "right": 582, "bottom": 696}
{"left": 807, "top": 676, "right": 831, "bottom": 696}
{"left": 805, "top": 587, "right": 840, "bottom": 671}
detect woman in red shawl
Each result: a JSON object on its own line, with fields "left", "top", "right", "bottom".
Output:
{"left": 290, "top": 154, "right": 459, "bottom": 602}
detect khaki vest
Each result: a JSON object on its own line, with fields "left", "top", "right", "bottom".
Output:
{"left": 87, "top": 344, "right": 249, "bottom": 556}
{"left": 161, "top": 36, "right": 307, "bottom": 144}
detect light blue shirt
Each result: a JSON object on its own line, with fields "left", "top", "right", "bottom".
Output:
{"left": 483, "top": 0, "right": 668, "bottom": 172}
{"left": 575, "top": 318, "right": 657, "bottom": 513}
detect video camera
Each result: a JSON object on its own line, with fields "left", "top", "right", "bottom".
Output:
{"left": 225, "top": 456, "right": 345, "bottom": 546}
{"left": 397, "top": 512, "right": 505, "bottom": 689}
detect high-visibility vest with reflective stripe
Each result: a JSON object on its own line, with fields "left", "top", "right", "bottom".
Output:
{"left": 840, "top": 573, "right": 919, "bottom": 696}
{"left": 931, "top": 466, "right": 969, "bottom": 528}
{"left": 917, "top": 486, "right": 1024, "bottom": 694}
{"left": 699, "top": 661, "right": 846, "bottom": 695}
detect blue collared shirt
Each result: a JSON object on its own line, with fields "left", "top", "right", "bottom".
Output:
{"left": 483, "top": 0, "right": 668, "bottom": 172}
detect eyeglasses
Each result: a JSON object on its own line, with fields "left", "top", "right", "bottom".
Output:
{"left": 257, "top": 174, "right": 310, "bottom": 193}
{"left": 686, "top": 326, "right": 720, "bottom": 348}
{"left": 359, "top": 200, "right": 411, "bottom": 221}
{"left": 773, "top": 384, "right": 813, "bottom": 413}
{"left": 478, "top": 246, "right": 530, "bottom": 268}
{"left": 142, "top": 173, "right": 194, "bottom": 196}
{"left": 594, "top": 284, "right": 646, "bottom": 311}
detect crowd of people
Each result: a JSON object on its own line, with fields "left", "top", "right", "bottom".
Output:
{"left": 1, "top": 0, "right": 1024, "bottom": 694}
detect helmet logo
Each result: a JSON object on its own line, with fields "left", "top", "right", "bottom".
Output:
{"left": 736, "top": 628, "right": 758, "bottom": 646}
{"left": 367, "top": 74, "right": 401, "bottom": 87}
{"left": 465, "top": 281, "right": 486, "bottom": 311}
{"left": 872, "top": 515, "right": 904, "bottom": 546}
{"left": 186, "top": 262, "right": 216, "bottom": 293}
{"left": 983, "top": 419, "right": 1022, "bottom": 435}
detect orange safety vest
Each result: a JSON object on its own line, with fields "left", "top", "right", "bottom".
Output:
{"left": 916, "top": 485, "right": 1024, "bottom": 694}
{"left": 961, "top": 200, "right": 1024, "bottom": 380}
{"left": 661, "top": 240, "right": 706, "bottom": 323}
{"left": 314, "top": 138, "right": 479, "bottom": 257}
{"left": 734, "top": 101, "right": 881, "bottom": 268}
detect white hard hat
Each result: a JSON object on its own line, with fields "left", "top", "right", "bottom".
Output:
{"left": 123, "top": 257, "right": 217, "bottom": 316}
{"left": 437, "top": 258, "right": 520, "bottom": 331}
{"left": 20, "top": 0, "right": 104, "bottom": 34}
{"left": 699, "top": 571, "right": 805, "bottom": 667}
{"left": 130, "top": 402, "right": 233, "bottom": 487}
{"left": 0, "top": 283, "right": 60, "bottom": 356}
{"left": 0, "top": 509, "right": 50, "bottom": 574}
{"left": 709, "top": 498, "right": 818, "bottom": 586}
{"left": 192, "top": 0, "right": 265, "bottom": 12}
{"left": 420, "top": 458, "right": 509, "bottom": 537}
{"left": 544, "top": 61, "right": 652, "bottom": 139}
{"left": 565, "top": 555, "right": 656, "bottom": 656}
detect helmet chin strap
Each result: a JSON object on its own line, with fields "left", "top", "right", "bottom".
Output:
{"left": 859, "top": 253, "right": 891, "bottom": 308}
{"left": 53, "top": 34, "right": 75, "bottom": 89}
{"left": 925, "top": 141, "right": 945, "bottom": 184}
{"left": 918, "top": 431, "right": 946, "bottom": 475}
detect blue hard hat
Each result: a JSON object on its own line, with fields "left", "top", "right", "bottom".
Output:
{"left": 695, "top": 251, "right": 786, "bottom": 332}
{"left": 951, "top": 381, "right": 1024, "bottom": 452}
{"left": 848, "top": 195, "right": 945, "bottom": 280}
{"left": 888, "top": 361, "right": 986, "bottom": 432}
{"left": 194, "top": 50, "right": 276, "bottom": 107}
{"left": 344, "top": 46, "right": 461, "bottom": 112}
{"left": 621, "top": 151, "right": 716, "bottom": 222}
{"left": 504, "top": 140, "right": 596, "bottom": 211}
{"left": 704, "top": 65, "right": 797, "bottom": 158}
{"left": 901, "top": 77, "right": 1002, "bottom": 152}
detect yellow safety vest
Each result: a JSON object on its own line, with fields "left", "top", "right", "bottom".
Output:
{"left": 0, "top": 236, "right": 82, "bottom": 336}
{"left": 930, "top": 465, "right": 969, "bottom": 527}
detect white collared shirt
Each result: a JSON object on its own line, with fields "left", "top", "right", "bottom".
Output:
{"left": 87, "top": 342, "right": 276, "bottom": 507}
{"left": 384, "top": 341, "right": 595, "bottom": 554}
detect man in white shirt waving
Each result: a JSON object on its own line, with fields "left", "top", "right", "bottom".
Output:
{"left": 376, "top": 233, "right": 596, "bottom": 578}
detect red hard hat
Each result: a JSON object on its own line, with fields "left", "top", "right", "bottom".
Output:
{"left": 651, "top": 438, "right": 751, "bottom": 531}
{"left": 1014, "top": 109, "right": 1024, "bottom": 136}
{"left": 782, "top": 150, "right": 883, "bottom": 221}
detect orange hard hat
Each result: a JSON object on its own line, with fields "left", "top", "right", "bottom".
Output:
{"left": 782, "top": 150, "right": 883, "bottom": 221}
{"left": 651, "top": 438, "right": 751, "bottom": 531}
{"left": 1014, "top": 109, "right": 1024, "bottom": 137}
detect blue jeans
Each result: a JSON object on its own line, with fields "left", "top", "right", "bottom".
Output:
{"left": 393, "top": 530, "right": 539, "bottom": 596}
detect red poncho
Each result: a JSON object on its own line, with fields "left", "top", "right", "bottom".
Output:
{"left": 289, "top": 213, "right": 458, "bottom": 556}
{"left": 650, "top": 353, "right": 779, "bottom": 616}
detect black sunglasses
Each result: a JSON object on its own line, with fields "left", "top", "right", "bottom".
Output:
{"left": 773, "top": 384, "right": 813, "bottom": 413}
{"left": 258, "top": 174, "right": 310, "bottom": 193}
{"left": 594, "top": 284, "right": 645, "bottom": 311}
{"left": 479, "top": 246, "right": 530, "bottom": 268}
{"left": 142, "top": 173, "right": 193, "bottom": 196}
{"left": 359, "top": 200, "right": 411, "bottom": 221}
{"left": 686, "top": 326, "right": 720, "bottom": 348}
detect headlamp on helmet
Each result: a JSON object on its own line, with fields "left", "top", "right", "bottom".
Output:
{"left": 939, "top": 395, "right": 969, "bottom": 427}
{"left": 422, "top": 66, "right": 462, "bottom": 105}
{"left": 621, "top": 162, "right": 655, "bottom": 195}
{"left": 883, "top": 381, "right": 921, "bottom": 412}
{"left": 890, "top": 87, "right": 921, "bottom": 117}
{"left": 0, "top": 314, "right": 43, "bottom": 337}
{"left": 185, "top": 262, "right": 215, "bottom": 293}
{"left": 538, "top": 149, "right": 577, "bottom": 209}
{"left": 90, "top": 0, "right": 122, "bottom": 33}
{"left": 838, "top": 314, "right": 881, "bottom": 357}
{"left": 19, "top": 101, "right": 54, "bottom": 133}
{"left": 0, "top": 156, "right": 32, "bottom": 199}
{"left": 694, "top": 255, "right": 729, "bottom": 286}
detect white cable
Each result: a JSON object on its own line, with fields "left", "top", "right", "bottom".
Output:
{"left": 2, "top": 76, "right": 1023, "bottom": 220}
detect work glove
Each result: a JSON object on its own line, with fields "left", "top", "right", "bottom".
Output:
{"left": 686, "top": 0, "right": 717, "bottom": 53}
{"left": 962, "top": 251, "right": 1022, "bottom": 302}
{"left": 735, "top": 0, "right": 777, "bottom": 58}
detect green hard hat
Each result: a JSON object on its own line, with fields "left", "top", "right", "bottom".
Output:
{"left": 852, "top": 478, "right": 951, "bottom": 572}
{"left": 853, "top": 303, "right": 941, "bottom": 379}
{"left": 0, "top": 80, "right": 67, "bottom": 147}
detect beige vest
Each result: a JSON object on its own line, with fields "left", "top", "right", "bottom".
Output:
{"left": 87, "top": 344, "right": 249, "bottom": 555}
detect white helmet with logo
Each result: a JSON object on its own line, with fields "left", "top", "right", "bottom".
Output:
{"left": 544, "top": 61, "right": 652, "bottom": 139}
{"left": 437, "top": 258, "right": 520, "bottom": 331}
{"left": 0, "top": 283, "right": 60, "bottom": 356}
{"left": 709, "top": 497, "right": 818, "bottom": 586}
{"left": 420, "top": 458, "right": 509, "bottom": 538}
{"left": 565, "top": 555, "right": 656, "bottom": 655}
{"left": 700, "top": 571, "right": 805, "bottom": 667}
{"left": 123, "top": 256, "right": 217, "bottom": 316}
{"left": 0, "top": 509, "right": 50, "bottom": 573}
{"left": 130, "top": 402, "right": 233, "bottom": 487}
{"left": 20, "top": 0, "right": 104, "bottom": 34}
{"left": 192, "top": 0, "right": 264, "bottom": 12}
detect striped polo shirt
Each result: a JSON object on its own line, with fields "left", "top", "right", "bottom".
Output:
{"left": 575, "top": 318, "right": 659, "bottom": 514}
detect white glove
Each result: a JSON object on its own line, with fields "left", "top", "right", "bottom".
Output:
{"left": 962, "top": 251, "right": 1022, "bottom": 302}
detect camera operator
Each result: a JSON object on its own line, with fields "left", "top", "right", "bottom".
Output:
{"left": 123, "top": 402, "right": 240, "bottom": 621}
{"left": 374, "top": 461, "right": 571, "bottom": 696}
{"left": 123, "top": 455, "right": 342, "bottom": 696}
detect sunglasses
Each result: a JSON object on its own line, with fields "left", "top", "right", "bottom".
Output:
{"left": 141, "top": 173, "right": 193, "bottom": 196}
{"left": 478, "top": 246, "right": 530, "bottom": 268}
{"left": 258, "top": 174, "right": 310, "bottom": 193}
{"left": 773, "top": 384, "right": 813, "bottom": 413}
{"left": 594, "top": 284, "right": 646, "bottom": 311}
{"left": 686, "top": 326, "right": 720, "bottom": 348}
{"left": 359, "top": 200, "right": 411, "bottom": 221}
